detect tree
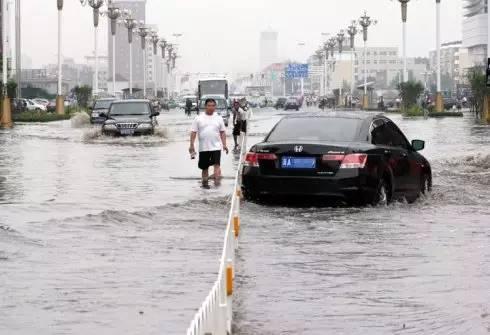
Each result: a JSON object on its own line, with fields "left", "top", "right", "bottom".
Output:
{"left": 397, "top": 80, "right": 424, "bottom": 109}
{"left": 466, "top": 66, "right": 488, "bottom": 116}
{"left": 0, "top": 80, "right": 18, "bottom": 98}
{"left": 72, "top": 85, "right": 92, "bottom": 108}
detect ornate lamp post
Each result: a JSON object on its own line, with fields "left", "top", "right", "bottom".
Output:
{"left": 435, "top": 0, "right": 443, "bottom": 112}
{"left": 151, "top": 31, "right": 159, "bottom": 97}
{"left": 137, "top": 23, "right": 149, "bottom": 98}
{"left": 123, "top": 16, "right": 136, "bottom": 96}
{"left": 159, "top": 39, "right": 167, "bottom": 96}
{"left": 359, "top": 11, "right": 376, "bottom": 110}
{"left": 327, "top": 38, "right": 337, "bottom": 96}
{"left": 337, "top": 30, "right": 346, "bottom": 106}
{"left": 397, "top": 0, "right": 411, "bottom": 82}
{"left": 347, "top": 20, "right": 358, "bottom": 98}
{"left": 1, "top": 0, "right": 12, "bottom": 127}
{"left": 56, "top": 0, "right": 64, "bottom": 115}
{"left": 80, "top": 0, "right": 105, "bottom": 96}
{"left": 107, "top": 3, "right": 122, "bottom": 97}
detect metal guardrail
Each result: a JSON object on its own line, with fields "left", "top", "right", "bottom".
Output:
{"left": 186, "top": 133, "right": 247, "bottom": 335}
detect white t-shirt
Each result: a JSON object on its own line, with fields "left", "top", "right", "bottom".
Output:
{"left": 191, "top": 113, "right": 226, "bottom": 152}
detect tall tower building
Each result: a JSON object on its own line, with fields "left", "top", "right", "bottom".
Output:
{"left": 260, "top": 30, "right": 278, "bottom": 71}
{"left": 108, "top": 0, "right": 146, "bottom": 89}
{"left": 462, "top": 0, "right": 488, "bottom": 67}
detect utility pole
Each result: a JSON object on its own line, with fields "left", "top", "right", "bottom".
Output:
{"left": 15, "top": 0, "right": 20, "bottom": 98}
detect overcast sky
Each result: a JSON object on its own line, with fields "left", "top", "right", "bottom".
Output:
{"left": 22, "top": 0, "right": 462, "bottom": 73}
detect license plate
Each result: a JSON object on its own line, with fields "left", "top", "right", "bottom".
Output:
{"left": 120, "top": 129, "right": 134, "bottom": 135}
{"left": 281, "top": 156, "right": 316, "bottom": 169}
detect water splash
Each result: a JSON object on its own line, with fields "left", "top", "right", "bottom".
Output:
{"left": 70, "top": 112, "right": 91, "bottom": 128}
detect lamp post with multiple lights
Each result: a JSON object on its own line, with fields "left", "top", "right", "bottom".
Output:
{"left": 137, "top": 23, "right": 149, "bottom": 97}
{"left": 80, "top": 0, "right": 105, "bottom": 96}
{"left": 347, "top": 21, "right": 358, "bottom": 99}
{"left": 359, "top": 11, "right": 376, "bottom": 109}
{"left": 151, "top": 31, "right": 160, "bottom": 97}
{"left": 107, "top": 3, "right": 122, "bottom": 97}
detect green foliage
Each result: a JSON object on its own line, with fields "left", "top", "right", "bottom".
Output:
{"left": 403, "top": 105, "right": 424, "bottom": 117}
{"left": 397, "top": 80, "right": 424, "bottom": 109}
{"left": 0, "top": 80, "right": 18, "bottom": 98}
{"left": 13, "top": 111, "right": 71, "bottom": 123}
{"left": 72, "top": 85, "right": 92, "bottom": 108}
{"left": 466, "top": 66, "right": 488, "bottom": 116}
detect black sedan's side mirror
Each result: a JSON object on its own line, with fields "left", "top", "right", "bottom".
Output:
{"left": 99, "top": 112, "right": 107, "bottom": 118}
{"left": 411, "top": 139, "right": 425, "bottom": 151}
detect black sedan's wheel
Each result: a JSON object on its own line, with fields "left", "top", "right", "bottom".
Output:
{"left": 420, "top": 173, "right": 432, "bottom": 195}
{"left": 373, "top": 179, "right": 390, "bottom": 206}
{"left": 242, "top": 188, "right": 258, "bottom": 201}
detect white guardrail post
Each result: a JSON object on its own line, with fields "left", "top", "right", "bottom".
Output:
{"left": 186, "top": 132, "right": 247, "bottom": 335}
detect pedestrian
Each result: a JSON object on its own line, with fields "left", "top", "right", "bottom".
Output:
{"left": 189, "top": 98, "right": 229, "bottom": 187}
{"left": 232, "top": 100, "right": 243, "bottom": 150}
{"left": 185, "top": 98, "right": 193, "bottom": 117}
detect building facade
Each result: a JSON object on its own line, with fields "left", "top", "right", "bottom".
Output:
{"left": 259, "top": 30, "right": 278, "bottom": 71}
{"left": 108, "top": 0, "right": 146, "bottom": 91}
{"left": 462, "top": 0, "right": 488, "bottom": 67}
{"left": 429, "top": 41, "right": 471, "bottom": 91}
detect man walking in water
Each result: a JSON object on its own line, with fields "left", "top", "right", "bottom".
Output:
{"left": 190, "top": 98, "right": 229, "bottom": 187}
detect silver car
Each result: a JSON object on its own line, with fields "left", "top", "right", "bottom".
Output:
{"left": 101, "top": 100, "right": 159, "bottom": 136}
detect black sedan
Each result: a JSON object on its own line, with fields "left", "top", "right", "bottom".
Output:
{"left": 90, "top": 98, "right": 116, "bottom": 124}
{"left": 242, "top": 113, "right": 432, "bottom": 205}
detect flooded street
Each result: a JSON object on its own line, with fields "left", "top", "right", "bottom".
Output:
{"left": 234, "top": 110, "right": 490, "bottom": 334}
{"left": 0, "top": 110, "right": 238, "bottom": 335}
{"left": 1, "top": 108, "right": 489, "bottom": 334}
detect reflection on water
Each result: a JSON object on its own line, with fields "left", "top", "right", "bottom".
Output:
{"left": 0, "top": 109, "right": 489, "bottom": 334}
{"left": 234, "top": 111, "right": 490, "bottom": 335}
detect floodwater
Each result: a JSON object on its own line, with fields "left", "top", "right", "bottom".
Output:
{"left": 0, "top": 110, "right": 238, "bottom": 335}
{"left": 234, "top": 110, "right": 490, "bottom": 334}
{"left": 0, "top": 107, "right": 489, "bottom": 335}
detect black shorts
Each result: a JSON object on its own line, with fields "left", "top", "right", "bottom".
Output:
{"left": 198, "top": 150, "right": 221, "bottom": 170}
{"left": 233, "top": 120, "right": 247, "bottom": 136}
{"left": 233, "top": 122, "right": 241, "bottom": 136}
{"left": 241, "top": 120, "right": 247, "bottom": 133}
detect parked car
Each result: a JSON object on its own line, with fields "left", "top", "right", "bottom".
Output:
{"left": 46, "top": 100, "right": 56, "bottom": 113}
{"left": 242, "top": 112, "right": 432, "bottom": 205}
{"left": 32, "top": 98, "right": 49, "bottom": 107}
{"left": 21, "top": 99, "right": 47, "bottom": 112}
{"left": 101, "top": 99, "right": 159, "bottom": 136}
{"left": 284, "top": 97, "right": 300, "bottom": 111}
{"left": 90, "top": 98, "right": 116, "bottom": 124}
{"left": 275, "top": 97, "right": 287, "bottom": 109}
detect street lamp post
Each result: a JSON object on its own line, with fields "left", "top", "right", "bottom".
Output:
{"left": 151, "top": 31, "right": 159, "bottom": 97}
{"left": 327, "top": 38, "right": 337, "bottom": 97}
{"left": 55, "top": 0, "right": 64, "bottom": 115}
{"left": 124, "top": 16, "right": 136, "bottom": 96}
{"left": 138, "top": 23, "right": 149, "bottom": 98}
{"left": 315, "top": 50, "right": 324, "bottom": 96}
{"left": 337, "top": 30, "right": 345, "bottom": 106}
{"left": 107, "top": 3, "right": 121, "bottom": 97}
{"left": 159, "top": 39, "right": 167, "bottom": 96}
{"left": 397, "top": 0, "right": 410, "bottom": 82}
{"left": 347, "top": 20, "right": 358, "bottom": 101}
{"left": 1, "top": 0, "right": 12, "bottom": 127}
{"left": 81, "top": 0, "right": 105, "bottom": 97}
{"left": 166, "top": 44, "right": 174, "bottom": 96}
{"left": 435, "top": 0, "right": 444, "bottom": 112}
{"left": 359, "top": 11, "right": 376, "bottom": 110}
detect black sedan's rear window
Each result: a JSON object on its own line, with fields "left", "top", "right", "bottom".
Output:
{"left": 266, "top": 117, "right": 362, "bottom": 143}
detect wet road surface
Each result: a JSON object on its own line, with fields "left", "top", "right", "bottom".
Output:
{"left": 234, "top": 110, "right": 490, "bottom": 334}
{"left": 0, "top": 110, "right": 239, "bottom": 335}
{"left": 1, "top": 108, "right": 489, "bottom": 334}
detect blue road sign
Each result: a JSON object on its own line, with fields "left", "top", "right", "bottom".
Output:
{"left": 285, "top": 64, "right": 309, "bottom": 79}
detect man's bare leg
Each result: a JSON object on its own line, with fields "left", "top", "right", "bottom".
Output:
{"left": 202, "top": 169, "right": 209, "bottom": 186}
{"left": 213, "top": 164, "right": 222, "bottom": 181}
